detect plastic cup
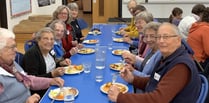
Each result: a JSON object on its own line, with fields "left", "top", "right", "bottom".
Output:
{"left": 83, "top": 62, "right": 91, "bottom": 73}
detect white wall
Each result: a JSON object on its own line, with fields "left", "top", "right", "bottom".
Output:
{"left": 6, "top": 0, "right": 62, "bottom": 31}
{"left": 122, "top": 2, "right": 209, "bottom": 18}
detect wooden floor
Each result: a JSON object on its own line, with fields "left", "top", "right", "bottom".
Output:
{"left": 16, "top": 12, "right": 92, "bottom": 54}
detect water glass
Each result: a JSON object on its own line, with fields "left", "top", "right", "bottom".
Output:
{"left": 95, "top": 46, "right": 106, "bottom": 69}
{"left": 95, "top": 68, "right": 104, "bottom": 82}
{"left": 83, "top": 62, "right": 91, "bottom": 73}
{"left": 108, "top": 43, "right": 113, "bottom": 50}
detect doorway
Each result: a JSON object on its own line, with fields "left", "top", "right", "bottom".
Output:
{"left": 0, "top": 0, "right": 8, "bottom": 28}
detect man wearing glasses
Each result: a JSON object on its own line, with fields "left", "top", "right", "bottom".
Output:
{"left": 108, "top": 23, "right": 201, "bottom": 103}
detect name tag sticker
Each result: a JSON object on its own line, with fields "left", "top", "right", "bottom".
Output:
{"left": 154, "top": 72, "right": 161, "bottom": 81}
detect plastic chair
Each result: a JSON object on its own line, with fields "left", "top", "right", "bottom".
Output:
{"left": 196, "top": 74, "right": 209, "bottom": 103}
{"left": 77, "top": 18, "right": 88, "bottom": 30}
{"left": 15, "top": 52, "right": 24, "bottom": 67}
{"left": 24, "top": 39, "right": 36, "bottom": 52}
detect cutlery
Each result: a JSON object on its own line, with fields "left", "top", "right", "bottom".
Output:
{"left": 112, "top": 73, "right": 119, "bottom": 84}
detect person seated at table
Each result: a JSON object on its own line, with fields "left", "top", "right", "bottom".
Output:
{"left": 120, "top": 0, "right": 146, "bottom": 39}
{"left": 124, "top": 11, "right": 153, "bottom": 57}
{"left": 187, "top": 7, "right": 209, "bottom": 76}
{"left": 108, "top": 23, "right": 201, "bottom": 103}
{"left": 178, "top": 4, "right": 206, "bottom": 40}
{"left": 0, "top": 28, "right": 64, "bottom": 103}
{"left": 67, "top": 2, "right": 85, "bottom": 43}
{"left": 47, "top": 5, "right": 80, "bottom": 58}
{"left": 168, "top": 7, "right": 183, "bottom": 26}
{"left": 122, "top": 22, "right": 161, "bottom": 78}
{"left": 49, "top": 20, "right": 82, "bottom": 59}
{"left": 22, "top": 27, "right": 70, "bottom": 97}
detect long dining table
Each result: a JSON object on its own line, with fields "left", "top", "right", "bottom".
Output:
{"left": 40, "top": 24, "right": 133, "bottom": 103}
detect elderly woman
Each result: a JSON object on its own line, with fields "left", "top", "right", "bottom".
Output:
{"left": 22, "top": 27, "right": 69, "bottom": 97}
{"left": 48, "top": 5, "right": 80, "bottom": 58}
{"left": 122, "top": 22, "right": 161, "bottom": 78}
{"left": 108, "top": 23, "right": 201, "bottom": 103}
{"left": 49, "top": 20, "right": 81, "bottom": 59}
{"left": 68, "top": 3, "right": 85, "bottom": 43}
{"left": 0, "top": 28, "right": 64, "bottom": 103}
{"left": 124, "top": 11, "right": 153, "bottom": 57}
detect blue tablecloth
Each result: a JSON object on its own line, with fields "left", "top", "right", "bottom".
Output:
{"left": 39, "top": 24, "right": 133, "bottom": 103}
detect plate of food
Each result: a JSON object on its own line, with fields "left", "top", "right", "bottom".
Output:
{"left": 109, "top": 63, "right": 124, "bottom": 71}
{"left": 112, "top": 49, "right": 125, "bottom": 56}
{"left": 78, "top": 48, "right": 95, "bottom": 54}
{"left": 83, "top": 39, "right": 98, "bottom": 44}
{"left": 64, "top": 65, "right": 84, "bottom": 74}
{"left": 48, "top": 87, "right": 79, "bottom": 101}
{"left": 114, "top": 31, "right": 122, "bottom": 35}
{"left": 88, "top": 29, "right": 101, "bottom": 35}
{"left": 100, "top": 82, "right": 128, "bottom": 94}
{"left": 113, "top": 38, "right": 124, "bottom": 42}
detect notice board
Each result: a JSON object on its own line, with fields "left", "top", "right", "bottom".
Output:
{"left": 10, "top": 0, "right": 31, "bottom": 17}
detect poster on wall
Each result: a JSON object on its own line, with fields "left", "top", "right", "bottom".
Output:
{"left": 38, "top": 0, "right": 51, "bottom": 7}
{"left": 10, "top": 0, "right": 32, "bottom": 17}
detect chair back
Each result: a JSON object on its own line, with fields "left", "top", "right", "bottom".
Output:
{"left": 196, "top": 74, "right": 209, "bottom": 103}
{"left": 15, "top": 52, "right": 24, "bottom": 67}
{"left": 24, "top": 39, "right": 36, "bottom": 52}
{"left": 77, "top": 18, "right": 88, "bottom": 30}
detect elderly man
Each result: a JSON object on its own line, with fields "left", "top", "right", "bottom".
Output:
{"left": 108, "top": 23, "right": 201, "bottom": 103}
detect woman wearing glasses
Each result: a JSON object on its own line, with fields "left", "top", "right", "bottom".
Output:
{"left": 0, "top": 28, "right": 64, "bottom": 103}
{"left": 108, "top": 23, "right": 201, "bottom": 103}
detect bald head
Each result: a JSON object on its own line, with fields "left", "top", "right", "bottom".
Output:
{"left": 127, "top": 0, "right": 137, "bottom": 15}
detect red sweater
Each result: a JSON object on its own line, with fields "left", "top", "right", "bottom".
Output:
{"left": 62, "top": 24, "right": 74, "bottom": 58}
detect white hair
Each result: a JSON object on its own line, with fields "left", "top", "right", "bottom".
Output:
{"left": 0, "top": 28, "right": 15, "bottom": 50}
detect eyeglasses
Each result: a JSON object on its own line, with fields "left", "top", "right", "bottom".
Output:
{"left": 143, "top": 35, "right": 156, "bottom": 41}
{"left": 58, "top": 12, "right": 68, "bottom": 16}
{"left": 5, "top": 44, "right": 17, "bottom": 51}
{"left": 155, "top": 35, "right": 178, "bottom": 40}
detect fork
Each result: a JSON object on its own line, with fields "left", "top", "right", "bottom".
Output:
{"left": 112, "top": 73, "right": 119, "bottom": 84}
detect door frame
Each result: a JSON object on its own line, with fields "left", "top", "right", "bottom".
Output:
{"left": 0, "top": 0, "right": 8, "bottom": 28}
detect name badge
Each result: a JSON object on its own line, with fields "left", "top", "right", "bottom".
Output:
{"left": 154, "top": 72, "right": 161, "bottom": 81}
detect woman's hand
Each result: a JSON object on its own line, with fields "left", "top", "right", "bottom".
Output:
{"left": 72, "top": 40, "right": 78, "bottom": 46}
{"left": 122, "top": 51, "right": 136, "bottom": 65}
{"left": 76, "top": 43, "right": 83, "bottom": 49}
{"left": 123, "top": 35, "right": 133, "bottom": 44}
{"left": 69, "top": 47, "right": 78, "bottom": 55}
{"left": 50, "top": 77, "right": 64, "bottom": 87}
{"left": 120, "top": 65, "right": 134, "bottom": 83}
{"left": 59, "top": 58, "right": 71, "bottom": 66}
{"left": 26, "top": 93, "right": 40, "bottom": 103}
{"left": 51, "top": 67, "right": 65, "bottom": 77}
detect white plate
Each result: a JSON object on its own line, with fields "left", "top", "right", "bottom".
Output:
{"left": 113, "top": 38, "right": 124, "bottom": 42}
{"left": 64, "top": 65, "right": 84, "bottom": 74}
{"left": 78, "top": 48, "right": 95, "bottom": 54}
{"left": 114, "top": 31, "right": 122, "bottom": 35}
{"left": 112, "top": 49, "right": 125, "bottom": 56}
{"left": 100, "top": 82, "right": 128, "bottom": 94}
{"left": 83, "top": 40, "right": 98, "bottom": 44}
{"left": 109, "top": 63, "right": 124, "bottom": 71}
{"left": 48, "top": 87, "right": 79, "bottom": 101}
{"left": 88, "top": 31, "right": 102, "bottom": 35}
